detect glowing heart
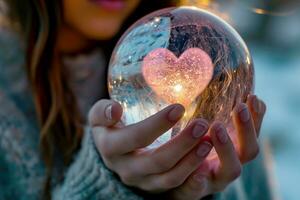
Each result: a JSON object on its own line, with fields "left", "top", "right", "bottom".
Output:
{"left": 142, "top": 48, "right": 214, "bottom": 106}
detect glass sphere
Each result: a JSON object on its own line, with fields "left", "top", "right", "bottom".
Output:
{"left": 108, "top": 7, "right": 254, "bottom": 149}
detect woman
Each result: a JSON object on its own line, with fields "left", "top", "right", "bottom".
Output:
{"left": 0, "top": 0, "right": 271, "bottom": 199}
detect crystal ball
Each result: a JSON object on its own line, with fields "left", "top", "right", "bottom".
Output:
{"left": 108, "top": 7, "right": 254, "bottom": 149}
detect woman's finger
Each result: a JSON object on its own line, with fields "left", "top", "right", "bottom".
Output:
{"left": 247, "top": 95, "right": 267, "bottom": 136}
{"left": 100, "top": 104, "right": 185, "bottom": 155}
{"left": 232, "top": 103, "right": 259, "bottom": 163}
{"left": 209, "top": 122, "right": 242, "bottom": 185}
{"left": 138, "top": 119, "right": 209, "bottom": 173}
{"left": 88, "top": 99, "right": 123, "bottom": 127}
{"left": 142, "top": 140, "right": 212, "bottom": 192}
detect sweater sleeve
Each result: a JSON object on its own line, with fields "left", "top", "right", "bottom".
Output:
{"left": 0, "top": 26, "right": 143, "bottom": 200}
{"left": 52, "top": 128, "right": 143, "bottom": 200}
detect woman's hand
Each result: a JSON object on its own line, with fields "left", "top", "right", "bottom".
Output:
{"left": 88, "top": 95, "right": 266, "bottom": 199}
{"left": 166, "top": 95, "right": 266, "bottom": 200}
{"left": 89, "top": 100, "right": 214, "bottom": 193}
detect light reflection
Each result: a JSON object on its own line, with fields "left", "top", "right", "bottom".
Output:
{"left": 251, "top": 7, "right": 296, "bottom": 16}
{"left": 174, "top": 84, "right": 183, "bottom": 93}
{"left": 246, "top": 56, "right": 251, "bottom": 65}
{"left": 179, "top": 0, "right": 232, "bottom": 23}
{"left": 179, "top": 0, "right": 299, "bottom": 17}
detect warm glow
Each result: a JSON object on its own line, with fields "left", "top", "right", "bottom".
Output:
{"left": 180, "top": 0, "right": 213, "bottom": 7}
{"left": 246, "top": 56, "right": 251, "bottom": 65}
{"left": 252, "top": 8, "right": 267, "bottom": 15}
{"left": 174, "top": 84, "right": 183, "bottom": 93}
{"left": 251, "top": 7, "right": 294, "bottom": 16}
{"left": 178, "top": 0, "right": 232, "bottom": 24}
{"left": 142, "top": 48, "right": 213, "bottom": 107}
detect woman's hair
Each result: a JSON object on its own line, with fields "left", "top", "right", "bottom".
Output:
{"left": 4, "top": 0, "right": 176, "bottom": 198}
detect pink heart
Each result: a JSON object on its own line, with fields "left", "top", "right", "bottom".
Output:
{"left": 142, "top": 48, "right": 214, "bottom": 106}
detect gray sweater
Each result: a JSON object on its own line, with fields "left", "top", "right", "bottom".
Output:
{"left": 0, "top": 26, "right": 273, "bottom": 200}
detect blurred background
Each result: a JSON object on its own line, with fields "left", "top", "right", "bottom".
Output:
{"left": 179, "top": 0, "right": 300, "bottom": 200}
{"left": 0, "top": 0, "right": 299, "bottom": 199}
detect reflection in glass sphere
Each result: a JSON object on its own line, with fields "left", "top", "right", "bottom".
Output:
{"left": 108, "top": 7, "right": 254, "bottom": 149}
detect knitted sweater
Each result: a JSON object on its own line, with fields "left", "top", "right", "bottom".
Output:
{"left": 0, "top": 26, "right": 273, "bottom": 200}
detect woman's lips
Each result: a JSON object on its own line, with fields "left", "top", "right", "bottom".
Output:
{"left": 89, "top": 0, "right": 126, "bottom": 11}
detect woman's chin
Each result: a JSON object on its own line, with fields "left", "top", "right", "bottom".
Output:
{"left": 78, "top": 23, "right": 121, "bottom": 41}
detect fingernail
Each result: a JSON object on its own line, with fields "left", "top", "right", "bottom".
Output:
{"left": 215, "top": 124, "right": 228, "bottom": 144}
{"left": 105, "top": 104, "right": 112, "bottom": 120}
{"left": 252, "top": 96, "right": 260, "bottom": 113}
{"left": 258, "top": 100, "right": 264, "bottom": 113}
{"left": 238, "top": 104, "right": 250, "bottom": 122}
{"left": 197, "top": 142, "right": 212, "bottom": 157}
{"left": 192, "top": 121, "right": 208, "bottom": 138}
{"left": 168, "top": 105, "right": 185, "bottom": 122}
{"left": 247, "top": 94, "right": 251, "bottom": 100}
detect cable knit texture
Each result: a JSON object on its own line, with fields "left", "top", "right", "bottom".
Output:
{"left": 0, "top": 26, "right": 141, "bottom": 200}
{"left": 0, "top": 26, "right": 45, "bottom": 200}
{"left": 0, "top": 24, "right": 273, "bottom": 200}
{"left": 52, "top": 128, "right": 142, "bottom": 200}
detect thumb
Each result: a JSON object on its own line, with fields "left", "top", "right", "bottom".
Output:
{"left": 88, "top": 99, "right": 123, "bottom": 127}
